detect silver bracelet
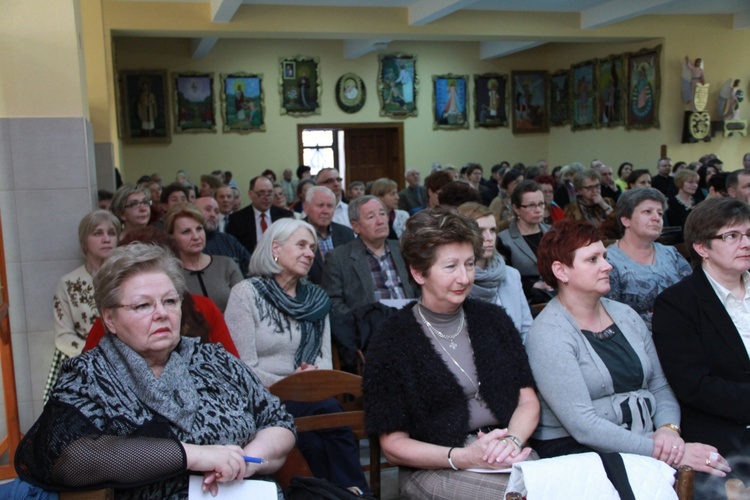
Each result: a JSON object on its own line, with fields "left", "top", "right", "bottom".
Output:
{"left": 447, "top": 447, "right": 459, "bottom": 470}
{"left": 503, "top": 435, "right": 523, "bottom": 450}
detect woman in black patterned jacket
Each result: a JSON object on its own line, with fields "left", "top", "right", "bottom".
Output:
{"left": 15, "top": 243, "right": 295, "bottom": 499}
{"left": 363, "top": 207, "right": 539, "bottom": 499}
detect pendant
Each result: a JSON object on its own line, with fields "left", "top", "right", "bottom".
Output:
{"left": 448, "top": 339, "right": 458, "bottom": 349}
{"left": 475, "top": 391, "right": 483, "bottom": 402}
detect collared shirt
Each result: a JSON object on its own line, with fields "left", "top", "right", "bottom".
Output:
{"left": 317, "top": 230, "right": 334, "bottom": 260}
{"left": 365, "top": 244, "right": 406, "bottom": 301}
{"left": 333, "top": 201, "right": 351, "bottom": 228}
{"left": 253, "top": 207, "right": 270, "bottom": 238}
{"left": 219, "top": 212, "right": 232, "bottom": 233}
{"left": 705, "top": 269, "right": 750, "bottom": 356}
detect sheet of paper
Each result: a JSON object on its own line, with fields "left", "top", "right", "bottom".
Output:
{"left": 465, "top": 467, "right": 512, "bottom": 473}
{"left": 188, "top": 475, "right": 277, "bottom": 499}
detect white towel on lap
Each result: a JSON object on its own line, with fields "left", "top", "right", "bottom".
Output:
{"left": 506, "top": 452, "right": 677, "bottom": 499}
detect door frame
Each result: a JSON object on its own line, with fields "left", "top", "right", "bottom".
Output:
{"left": 296, "top": 122, "right": 405, "bottom": 186}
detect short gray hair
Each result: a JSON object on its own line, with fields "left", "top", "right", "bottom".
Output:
{"left": 615, "top": 187, "right": 666, "bottom": 227}
{"left": 348, "top": 195, "right": 385, "bottom": 223}
{"left": 248, "top": 218, "right": 317, "bottom": 278}
{"left": 112, "top": 183, "right": 151, "bottom": 216}
{"left": 305, "top": 185, "right": 335, "bottom": 204}
{"left": 573, "top": 169, "right": 601, "bottom": 190}
{"left": 78, "top": 210, "right": 121, "bottom": 256}
{"left": 93, "top": 242, "right": 186, "bottom": 315}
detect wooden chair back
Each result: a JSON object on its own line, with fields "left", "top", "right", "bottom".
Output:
{"left": 268, "top": 370, "right": 380, "bottom": 497}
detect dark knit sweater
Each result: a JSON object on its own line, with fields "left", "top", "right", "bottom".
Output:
{"left": 363, "top": 298, "right": 534, "bottom": 448}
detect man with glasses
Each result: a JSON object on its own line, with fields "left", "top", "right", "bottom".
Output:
{"left": 564, "top": 169, "right": 617, "bottom": 238}
{"left": 315, "top": 168, "right": 351, "bottom": 228}
{"left": 226, "top": 176, "right": 294, "bottom": 254}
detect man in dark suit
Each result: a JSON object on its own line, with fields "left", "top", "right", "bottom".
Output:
{"left": 652, "top": 198, "right": 750, "bottom": 489}
{"left": 303, "top": 186, "right": 354, "bottom": 284}
{"left": 226, "top": 175, "right": 294, "bottom": 254}
{"left": 322, "top": 195, "right": 417, "bottom": 317}
{"left": 398, "top": 169, "right": 427, "bottom": 214}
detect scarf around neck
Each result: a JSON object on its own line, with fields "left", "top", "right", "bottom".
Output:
{"left": 470, "top": 251, "right": 508, "bottom": 302}
{"left": 251, "top": 276, "right": 331, "bottom": 367}
{"left": 98, "top": 334, "right": 200, "bottom": 433}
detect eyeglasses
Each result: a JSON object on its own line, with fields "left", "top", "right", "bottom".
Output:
{"left": 711, "top": 230, "right": 750, "bottom": 245}
{"left": 113, "top": 295, "right": 183, "bottom": 316}
{"left": 320, "top": 177, "right": 343, "bottom": 184}
{"left": 580, "top": 184, "right": 601, "bottom": 191}
{"left": 253, "top": 190, "right": 273, "bottom": 198}
{"left": 124, "top": 200, "right": 152, "bottom": 210}
{"left": 519, "top": 202, "right": 546, "bottom": 210}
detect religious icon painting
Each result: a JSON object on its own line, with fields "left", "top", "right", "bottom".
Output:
{"left": 511, "top": 71, "right": 549, "bottom": 134}
{"left": 474, "top": 73, "right": 508, "bottom": 128}
{"left": 378, "top": 54, "right": 418, "bottom": 118}
{"left": 596, "top": 55, "right": 626, "bottom": 128}
{"left": 279, "top": 56, "right": 320, "bottom": 116}
{"left": 549, "top": 70, "right": 570, "bottom": 127}
{"left": 335, "top": 73, "right": 366, "bottom": 113}
{"left": 433, "top": 74, "right": 469, "bottom": 130}
{"left": 626, "top": 45, "right": 661, "bottom": 130}
{"left": 118, "top": 70, "right": 171, "bottom": 143}
{"left": 173, "top": 72, "right": 217, "bottom": 133}
{"left": 221, "top": 73, "right": 265, "bottom": 133}
{"left": 571, "top": 60, "right": 596, "bottom": 131}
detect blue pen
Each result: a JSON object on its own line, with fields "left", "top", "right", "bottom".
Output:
{"left": 243, "top": 456, "right": 268, "bottom": 464}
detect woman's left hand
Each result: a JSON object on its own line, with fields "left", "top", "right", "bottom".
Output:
{"left": 183, "top": 443, "right": 248, "bottom": 495}
{"left": 651, "top": 427, "right": 685, "bottom": 466}
{"left": 294, "top": 362, "right": 318, "bottom": 373}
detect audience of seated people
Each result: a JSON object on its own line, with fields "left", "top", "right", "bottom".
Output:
{"left": 27, "top": 151, "right": 750, "bottom": 498}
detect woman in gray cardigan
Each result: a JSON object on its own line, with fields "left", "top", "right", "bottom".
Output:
{"left": 525, "top": 220, "right": 728, "bottom": 478}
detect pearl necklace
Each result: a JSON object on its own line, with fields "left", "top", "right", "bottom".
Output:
{"left": 417, "top": 304, "right": 464, "bottom": 349}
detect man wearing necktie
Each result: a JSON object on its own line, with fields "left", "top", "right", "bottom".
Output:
{"left": 226, "top": 176, "right": 294, "bottom": 254}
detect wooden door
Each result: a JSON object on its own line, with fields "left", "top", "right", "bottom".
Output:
{"left": 344, "top": 125, "right": 404, "bottom": 187}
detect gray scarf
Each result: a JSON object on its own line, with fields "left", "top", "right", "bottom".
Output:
{"left": 99, "top": 335, "right": 200, "bottom": 433}
{"left": 469, "top": 251, "right": 508, "bottom": 302}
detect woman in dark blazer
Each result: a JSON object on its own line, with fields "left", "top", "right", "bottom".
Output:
{"left": 653, "top": 197, "right": 750, "bottom": 490}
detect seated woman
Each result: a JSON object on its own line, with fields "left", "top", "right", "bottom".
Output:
{"left": 16, "top": 243, "right": 295, "bottom": 498}
{"left": 525, "top": 220, "right": 728, "bottom": 479}
{"left": 458, "top": 202, "right": 532, "bottom": 340}
{"left": 616, "top": 162, "right": 633, "bottom": 192}
{"left": 82, "top": 226, "right": 239, "bottom": 357}
{"left": 371, "top": 177, "right": 409, "bottom": 239}
{"left": 534, "top": 175, "right": 565, "bottom": 225}
{"left": 606, "top": 188, "right": 691, "bottom": 331}
{"left": 627, "top": 169, "right": 652, "bottom": 190}
{"left": 111, "top": 183, "right": 152, "bottom": 240}
{"left": 224, "top": 218, "right": 370, "bottom": 494}
{"left": 363, "top": 207, "right": 539, "bottom": 498}
{"left": 44, "top": 210, "right": 120, "bottom": 402}
{"left": 165, "top": 204, "right": 242, "bottom": 312}
{"left": 665, "top": 169, "right": 701, "bottom": 231}
{"left": 654, "top": 198, "right": 750, "bottom": 492}
{"left": 498, "top": 180, "right": 554, "bottom": 303}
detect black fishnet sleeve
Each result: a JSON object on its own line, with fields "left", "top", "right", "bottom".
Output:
{"left": 16, "top": 400, "right": 187, "bottom": 491}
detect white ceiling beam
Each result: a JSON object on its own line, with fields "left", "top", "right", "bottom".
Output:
{"left": 191, "top": 38, "right": 218, "bottom": 59}
{"left": 581, "top": 0, "right": 679, "bottom": 29}
{"left": 734, "top": 9, "right": 750, "bottom": 30}
{"left": 343, "top": 39, "right": 391, "bottom": 60}
{"left": 480, "top": 41, "right": 545, "bottom": 60}
{"left": 210, "top": 0, "right": 242, "bottom": 23}
{"left": 408, "top": 0, "right": 482, "bottom": 26}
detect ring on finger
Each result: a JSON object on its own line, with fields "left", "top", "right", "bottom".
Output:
{"left": 672, "top": 445, "right": 678, "bottom": 449}
{"left": 706, "top": 458, "right": 712, "bottom": 466}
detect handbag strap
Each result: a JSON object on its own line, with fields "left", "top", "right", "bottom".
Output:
{"left": 597, "top": 452, "right": 636, "bottom": 500}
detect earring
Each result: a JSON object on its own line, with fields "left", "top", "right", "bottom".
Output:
{"left": 562, "top": 277, "right": 569, "bottom": 284}
{"left": 273, "top": 255, "right": 279, "bottom": 263}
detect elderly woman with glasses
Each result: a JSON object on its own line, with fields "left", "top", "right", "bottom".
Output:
{"left": 364, "top": 207, "right": 538, "bottom": 499}
{"left": 225, "top": 218, "right": 370, "bottom": 494}
{"left": 654, "top": 198, "right": 750, "bottom": 494}
{"left": 112, "top": 183, "right": 152, "bottom": 240}
{"left": 16, "top": 243, "right": 295, "bottom": 498}
{"left": 606, "top": 188, "right": 691, "bottom": 331}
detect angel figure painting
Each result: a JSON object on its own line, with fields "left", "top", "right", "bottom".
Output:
{"left": 718, "top": 79, "right": 744, "bottom": 121}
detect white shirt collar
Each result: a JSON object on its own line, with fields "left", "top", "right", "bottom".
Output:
{"left": 704, "top": 268, "right": 750, "bottom": 306}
